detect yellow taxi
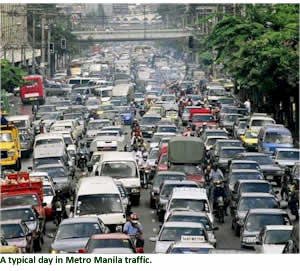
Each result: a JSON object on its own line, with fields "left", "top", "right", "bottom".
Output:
{"left": 240, "top": 129, "right": 259, "bottom": 151}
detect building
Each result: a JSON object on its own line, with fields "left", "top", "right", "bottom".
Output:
{"left": 0, "top": 4, "right": 40, "bottom": 67}
{"left": 112, "top": 4, "right": 129, "bottom": 15}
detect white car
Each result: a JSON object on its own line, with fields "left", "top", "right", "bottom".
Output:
{"left": 150, "top": 222, "right": 210, "bottom": 253}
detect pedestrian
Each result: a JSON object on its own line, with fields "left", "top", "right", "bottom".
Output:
{"left": 244, "top": 98, "right": 251, "bottom": 114}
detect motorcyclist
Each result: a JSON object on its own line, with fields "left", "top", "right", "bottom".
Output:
{"left": 178, "top": 100, "right": 184, "bottom": 118}
{"left": 209, "top": 163, "right": 224, "bottom": 183}
{"left": 288, "top": 184, "right": 299, "bottom": 220}
{"left": 123, "top": 213, "right": 144, "bottom": 249}
{"left": 77, "top": 142, "right": 88, "bottom": 166}
{"left": 281, "top": 167, "right": 292, "bottom": 200}
{"left": 75, "top": 95, "right": 82, "bottom": 105}
{"left": 183, "top": 126, "right": 192, "bottom": 137}
{"left": 212, "top": 179, "right": 227, "bottom": 214}
{"left": 139, "top": 153, "right": 150, "bottom": 187}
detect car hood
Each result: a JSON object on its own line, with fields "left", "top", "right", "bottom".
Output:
{"left": 261, "top": 244, "right": 286, "bottom": 254}
{"left": 115, "top": 177, "right": 140, "bottom": 188}
{"left": 52, "top": 237, "right": 89, "bottom": 252}
{"left": 275, "top": 160, "right": 297, "bottom": 167}
{"left": 86, "top": 130, "right": 99, "bottom": 137}
{"left": 155, "top": 241, "right": 173, "bottom": 253}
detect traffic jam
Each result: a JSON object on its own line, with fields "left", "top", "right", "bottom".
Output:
{"left": 0, "top": 44, "right": 299, "bottom": 254}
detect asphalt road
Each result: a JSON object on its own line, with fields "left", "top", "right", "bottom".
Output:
{"left": 16, "top": 97, "right": 242, "bottom": 254}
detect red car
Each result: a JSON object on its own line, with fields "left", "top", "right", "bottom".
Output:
{"left": 191, "top": 113, "right": 217, "bottom": 128}
{"left": 169, "top": 164, "right": 204, "bottom": 185}
{"left": 157, "top": 153, "right": 168, "bottom": 171}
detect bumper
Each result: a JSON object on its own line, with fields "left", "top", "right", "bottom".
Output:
{"left": 126, "top": 187, "right": 141, "bottom": 198}
{"left": 22, "top": 96, "right": 44, "bottom": 103}
{"left": 1, "top": 157, "right": 18, "bottom": 166}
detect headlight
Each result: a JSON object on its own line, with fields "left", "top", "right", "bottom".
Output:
{"left": 8, "top": 151, "right": 15, "bottom": 157}
{"left": 243, "top": 237, "right": 257, "bottom": 243}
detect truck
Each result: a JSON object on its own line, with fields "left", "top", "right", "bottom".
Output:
{"left": 20, "top": 75, "right": 45, "bottom": 105}
{"left": 0, "top": 124, "right": 21, "bottom": 171}
{"left": 0, "top": 172, "right": 46, "bottom": 219}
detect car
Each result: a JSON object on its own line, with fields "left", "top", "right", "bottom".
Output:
{"left": 247, "top": 113, "right": 276, "bottom": 132}
{"left": 149, "top": 171, "right": 187, "bottom": 209}
{"left": 191, "top": 114, "right": 217, "bottom": 129}
{"left": 150, "top": 132, "right": 176, "bottom": 149}
{"left": 215, "top": 146, "right": 246, "bottom": 172}
{"left": 147, "top": 147, "right": 159, "bottom": 179}
{"left": 209, "top": 139, "right": 243, "bottom": 161}
{"left": 156, "top": 180, "right": 200, "bottom": 222}
{"left": 157, "top": 153, "right": 168, "bottom": 172}
{"left": 232, "top": 152, "right": 284, "bottom": 185}
{"left": 229, "top": 160, "right": 262, "bottom": 173}
{"left": 240, "top": 209, "right": 291, "bottom": 248}
{"left": 169, "top": 164, "right": 204, "bottom": 185}
{"left": 165, "top": 210, "right": 218, "bottom": 246}
{"left": 219, "top": 113, "right": 243, "bottom": 134}
{"left": 231, "top": 193, "right": 280, "bottom": 236}
{"left": 140, "top": 114, "right": 162, "bottom": 138}
{"left": 201, "top": 128, "right": 229, "bottom": 142}
{"left": 273, "top": 148, "right": 300, "bottom": 168}
{"left": 282, "top": 221, "right": 299, "bottom": 253}
{"left": 240, "top": 129, "right": 259, "bottom": 151}
{"left": 166, "top": 240, "right": 214, "bottom": 254}
{"left": 150, "top": 221, "right": 209, "bottom": 253}
{"left": 86, "top": 119, "right": 113, "bottom": 146}
{"left": 233, "top": 119, "right": 247, "bottom": 138}
{"left": 80, "top": 233, "right": 136, "bottom": 254}
{"left": 0, "top": 219, "right": 34, "bottom": 253}
{"left": 255, "top": 225, "right": 293, "bottom": 254}
{"left": 117, "top": 106, "right": 135, "bottom": 125}
{"left": 156, "top": 124, "right": 178, "bottom": 134}
{"left": 85, "top": 97, "right": 100, "bottom": 111}
{"left": 0, "top": 205, "right": 45, "bottom": 251}
{"left": 204, "top": 136, "right": 229, "bottom": 151}
{"left": 0, "top": 235, "right": 19, "bottom": 253}
{"left": 18, "top": 129, "right": 34, "bottom": 158}
{"left": 227, "top": 169, "right": 265, "bottom": 193}
{"left": 50, "top": 217, "right": 108, "bottom": 253}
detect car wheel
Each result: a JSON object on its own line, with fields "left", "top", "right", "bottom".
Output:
{"left": 150, "top": 198, "right": 155, "bottom": 209}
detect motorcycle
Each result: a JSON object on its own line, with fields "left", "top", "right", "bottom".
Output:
{"left": 77, "top": 152, "right": 87, "bottom": 171}
{"left": 215, "top": 196, "right": 225, "bottom": 223}
{"left": 53, "top": 197, "right": 65, "bottom": 226}
{"left": 139, "top": 167, "right": 149, "bottom": 189}
{"left": 129, "top": 234, "right": 144, "bottom": 253}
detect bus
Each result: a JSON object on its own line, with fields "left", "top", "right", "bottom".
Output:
{"left": 20, "top": 75, "right": 45, "bottom": 105}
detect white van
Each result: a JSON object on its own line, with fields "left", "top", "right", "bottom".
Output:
{"left": 73, "top": 176, "right": 126, "bottom": 232}
{"left": 164, "top": 187, "right": 213, "bottom": 223}
{"left": 94, "top": 152, "right": 141, "bottom": 205}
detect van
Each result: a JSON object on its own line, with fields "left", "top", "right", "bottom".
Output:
{"left": 20, "top": 75, "right": 45, "bottom": 105}
{"left": 73, "top": 177, "right": 126, "bottom": 232}
{"left": 33, "top": 143, "right": 70, "bottom": 169}
{"left": 164, "top": 187, "right": 213, "bottom": 223}
{"left": 34, "top": 133, "right": 65, "bottom": 149}
{"left": 6, "top": 115, "right": 32, "bottom": 133}
{"left": 247, "top": 114, "right": 276, "bottom": 132}
{"left": 94, "top": 152, "right": 140, "bottom": 205}
{"left": 67, "top": 77, "right": 99, "bottom": 86}
{"left": 258, "top": 125, "right": 293, "bottom": 154}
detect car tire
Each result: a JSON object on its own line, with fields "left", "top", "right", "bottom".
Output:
{"left": 34, "top": 237, "right": 42, "bottom": 252}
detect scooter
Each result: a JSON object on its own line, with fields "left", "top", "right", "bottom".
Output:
{"left": 139, "top": 167, "right": 149, "bottom": 189}
{"left": 214, "top": 196, "right": 225, "bottom": 223}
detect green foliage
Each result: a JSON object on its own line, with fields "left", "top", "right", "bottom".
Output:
{"left": 198, "top": 51, "right": 213, "bottom": 66}
{"left": 1, "top": 60, "right": 27, "bottom": 92}
{"left": 203, "top": 4, "right": 299, "bottom": 97}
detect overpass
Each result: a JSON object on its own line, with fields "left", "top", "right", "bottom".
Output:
{"left": 71, "top": 29, "right": 195, "bottom": 42}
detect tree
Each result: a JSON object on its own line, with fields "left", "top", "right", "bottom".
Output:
{"left": 202, "top": 4, "right": 299, "bottom": 132}
{"left": 1, "top": 60, "right": 27, "bottom": 92}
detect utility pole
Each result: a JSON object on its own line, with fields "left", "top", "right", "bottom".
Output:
{"left": 32, "top": 12, "right": 36, "bottom": 74}
{"left": 47, "top": 23, "right": 51, "bottom": 78}
{"left": 41, "top": 15, "right": 46, "bottom": 76}
{"left": 143, "top": 5, "right": 146, "bottom": 39}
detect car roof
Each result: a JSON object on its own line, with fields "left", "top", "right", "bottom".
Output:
{"left": 237, "top": 179, "right": 269, "bottom": 184}
{"left": 169, "top": 210, "right": 209, "bottom": 217}
{"left": 171, "top": 188, "right": 207, "bottom": 199}
{"left": 91, "top": 233, "right": 129, "bottom": 240}
{"left": 143, "top": 113, "right": 161, "bottom": 118}
{"left": 162, "top": 180, "right": 198, "bottom": 186}
{"left": 264, "top": 225, "right": 293, "bottom": 231}
{"left": 240, "top": 192, "right": 275, "bottom": 198}
{"left": 101, "top": 152, "right": 135, "bottom": 161}
{"left": 220, "top": 146, "right": 245, "bottom": 150}
{"left": 276, "top": 148, "right": 299, "bottom": 152}
{"left": 171, "top": 241, "right": 214, "bottom": 249}
{"left": 162, "top": 221, "right": 206, "bottom": 228}
{"left": 156, "top": 171, "right": 186, "bottom": 176}
{"left": 36, "top": 163, "right": 65, "bottom": 169}
{"left": 239, "top": 152, "right": 270, "bottom": 157}
{"left": 232, "top": 160, "right": 259, "bottom": 164}
{"left": 0, "top": 205, "right": 34, "bottom": 211}
{"left": 231, "top": 169, "right": 262, "bottom": 173}
{"left": 60, "top": 217, "right": 100, "bottom": 225}
{"left": 78, "top": 179, "right": 119, "bottom": 195}
{"left": 248, "top": 208, "right": 287, "bottom": 214}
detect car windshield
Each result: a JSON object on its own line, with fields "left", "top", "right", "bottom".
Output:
{"left": 245, "top": 156, "right": 273, "bottom": 165}
{"left": 158, "top": 127, "right": 177, "bottom": 133}
{"left": 238, "top": 197, "right": 277, "bottom": 211}
{"left": 239, "top": 122, "right": 247, "bottom": 129}
{"left": 264, "top": 132, "right": 293, "bottom": 144}
{"left": 40, "top": 167, "right": 67, "bottom": 178}
{"left": 34, "top": 157, "right": 62, "bottom": 168}
{"left": 245, "top": 131, "right": 258, "bottom": 138}
{"left": 135, "top": 93, "right": 144, "bottom": 98}
{"left": 64, "top": 113, "right": 82, "bottom": 120}
{"left": 206, "top": 131, "right": 228, "bottom": 138}
{"left": 149, "top": 149, "right": 159, "bottom": 160}
{"left": 87, "top": 239, "right": 131, "bottom": 251}
{"left": 161, "top": 184, "right": 197, "bottom": 198}
{"left": 1, "top": 224, "right": 25, "bottom": 239}
{"left": 43, "top": 186, "right": 54, "bottom": 196}
{"left": 0, "top": 133, "right": 12, "bottom": 142}
{"left": 277, "top": 151, "right": 299, "bottom": 160}
{"left": 220, "top": 149, "right": 244, "bottom": 158}
{"left": 1, "top": 194, "right": 39, "bottom": 207}
{"left": 141, "top": 117, "right": 161, "bottom": 125}
{"left": 159, "top": 154, "right": 168, "bottom": 164}
{"left": 100, "top": 90, "right": 111, "bottom": 97}
{"left": 168, "top": 216, "right": 212, "bottom": 230}
{"left": 41, "top": 113, "right": 59, "bottom": 120}
{"left": 252, "top": 119, "right": 275, "bottom": 126}
{"left": 101, "top": 161, "right": 137, "bottom": 178}
{"left": 56, "top": 223, "right": 102, "bottom": 240}
{"left": 99, "top": 105, "right": 113, "bottom": 111}
{"left": 154, "top": 174, "right": 186, "bottom": 187}
{"left": 219, "top": 98, "right": 234, "bottom": 104}
{"left": 170, "top": 199, "right": 209, "bottom": 212}
{"left": 87, "top": 100, "right": 100, "bottom": 106}
{"left": 55, "top": 101, "right": 71, "bottom": 107}
{"left": 264, "top": 230, "right": 292, "bottom": 245}
{"left": 209, "top": 89, "right": 226, "bottom": 96}
{"left": 170, "top": 165, "right": 202, "bottom": 175}
{"left": 240, "top": 183, "right": 270, "bottom": 193}
{"left": 223, "top": 115, "right": 240, "bottom": 122}
{"left": 0, "top": 209, "right": 35, "bottom": 221}
{"left": 246, "top": 214, "right": 290, "bottom": 232}
{"left": 159, "top": 227, "right": 205, "bottom": 241}
{"left": 192, "top": 115, "right": 214, "bottom": 122}
{"left": 35, "top": 138, "right": 63, "bottom": 147}
{"left": 231, "top": 172, "right": 263, "bottom": 186}
{"left": 88, "top": 122, "right": 109, "bottom": 130}
{"left": 63, "top": 137, "right": 73, "bottom": 145}
{"left": 76, "top": 194, "right": 123, "bottom": 215}
{"left": 170, "top": 247, "right": 212, "bottom": 254}
{"left": 222, "top": 107, "right": 239, "bottom": 114}
{"left": 232, "top": 163, "right": 260, "bottom": 170}
{"left": 207, "top": 138, "right": 225, "bottom": 146}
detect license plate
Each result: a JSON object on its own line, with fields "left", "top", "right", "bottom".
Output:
{"left": 266, "top": 176, "right": 273, "bottom": 180}
{"left": 56, "top": 208, "right": 62, "bottom": 211}
{"left": 29, "top": 97, "right": 36, "bottom": 101}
